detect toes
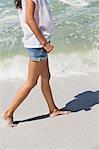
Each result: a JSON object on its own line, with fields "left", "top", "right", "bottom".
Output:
{"left": 8, "top": 123, "right": 17, "bottom": 127}
{"left": 1, "top": 114, "right": 17, "bottom": 127}
{"left": 50, "top": 110, "right": 71, "bottom": 118}
{"left": 62, "top": 111, "right": 71, "bottom": 114}
{"left": 57, "top": 110, "right": 71, "bottom": 116}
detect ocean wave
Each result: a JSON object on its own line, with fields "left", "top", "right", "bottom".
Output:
{"left": 59, "top": 0, "right": 90, "bottom": 7}
{"left": 0, "top": 49, "right": 99, "bottom": 81}
{"left": 0, "top": 0, "right": 99, "bottom": 53}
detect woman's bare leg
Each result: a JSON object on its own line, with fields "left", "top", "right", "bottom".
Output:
{"left": 3, "top": 59, "right": 41, "bottom": 126}
{"left": 2, "top": 58, "right": 70, "bottom": 127}
{"left": 40, "top": 58, "right": 71, "bottom": 117}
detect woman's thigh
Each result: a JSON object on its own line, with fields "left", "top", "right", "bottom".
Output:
{"left": 40, "top": 58, "right": 50, "bottom": 80}
{"left": 26, "top": 58, "right": 50, "bottom": 84}
{"left": 27, "top": 59, "right": 41, "bottom": 83}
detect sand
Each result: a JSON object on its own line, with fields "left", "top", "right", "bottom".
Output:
{"left": 0, "top": 72, "right": 99, "bottom": 150}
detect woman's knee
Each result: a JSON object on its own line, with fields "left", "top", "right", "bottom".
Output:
{"left": 25, "top": 80, "right": 38, "bottom": 90}
{"left": 41, "top": 72, "right": 51, "bottom": 82}
{"left": 48, "top": 72, "right": 51, "bottom": 80}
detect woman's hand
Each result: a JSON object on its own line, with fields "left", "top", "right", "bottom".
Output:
{"left": 43, "top": 42, "right": 54, "bottom": 53}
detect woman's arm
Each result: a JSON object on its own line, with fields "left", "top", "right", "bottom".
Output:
{"left": 25, "top": 0, "right": 54, "bottom": 52}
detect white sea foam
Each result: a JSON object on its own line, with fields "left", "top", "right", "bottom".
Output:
{"left": 0, "top": 49, "right": 99, "bottom": 81}
{"left": 0, "top": 15, "right": 18, "bottom": 23}
{"left": 59, "top": 0, "right": 89, "bottom": 7}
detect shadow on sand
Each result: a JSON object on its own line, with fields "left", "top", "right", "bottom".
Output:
{"left": 14, "top": 114, "right": 49, "bottom": 125}
{"left": 14, "top": 90, "right": 99, "bottom": 125}
{"left": 61, "top": 90, "right": 99, "bottom": 112}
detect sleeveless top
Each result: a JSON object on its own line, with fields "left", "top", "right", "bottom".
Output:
{"left": 18, "top": 0, "right": 53, "bottom": 48}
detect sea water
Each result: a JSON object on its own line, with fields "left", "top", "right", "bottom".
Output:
{"left": 0, "top": 0, "right": 99, "bottom": 80}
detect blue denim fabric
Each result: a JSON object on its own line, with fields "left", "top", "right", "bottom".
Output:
{"left": 27, "top": 47, "right": 48, "bottom": 61}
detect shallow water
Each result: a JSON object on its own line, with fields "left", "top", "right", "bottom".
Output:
{"left": 0, "top": 0, "right": 99, "bottom": 80}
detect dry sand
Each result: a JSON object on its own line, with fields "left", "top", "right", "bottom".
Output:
{"left": 0, "top": 72, "right": 99, "bottom": 150}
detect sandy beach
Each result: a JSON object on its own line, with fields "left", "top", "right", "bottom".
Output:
{"left": 0, "top": 0, "right": 99, "bottom": 149}
{"left": 0, "top": 72, "right": 99, "bottom": 150}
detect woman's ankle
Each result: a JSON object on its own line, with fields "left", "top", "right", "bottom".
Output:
{"left": 3, "top": 110, "right": 13, "bottom": 118}
{"left": 49, "top": 107, "right": 59, "bottom": 114}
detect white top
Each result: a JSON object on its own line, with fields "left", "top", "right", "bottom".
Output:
{"left": 18, "top": 0, "right": 53, "bottom": 48}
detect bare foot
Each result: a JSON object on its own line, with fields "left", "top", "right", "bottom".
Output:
{"left": 49, "top": 109, "right": 71, "bottom": 118}
{"left": 2, "top": 112, "right": 17, "bottom": 127}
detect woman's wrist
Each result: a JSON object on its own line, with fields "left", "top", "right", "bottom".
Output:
{"left": 42, "top": 41, "right": 48, "bottom": 47}
{"left": 42, "top": 41, "right": 50, "bottom": 47}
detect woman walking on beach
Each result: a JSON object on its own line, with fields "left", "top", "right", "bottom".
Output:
{"left": 2, "top": 0, "right": 70, "bottom": 127}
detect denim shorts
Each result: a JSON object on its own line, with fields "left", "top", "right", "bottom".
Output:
{"left": 26, "top": 47, "right": 48, "bottom": 61}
